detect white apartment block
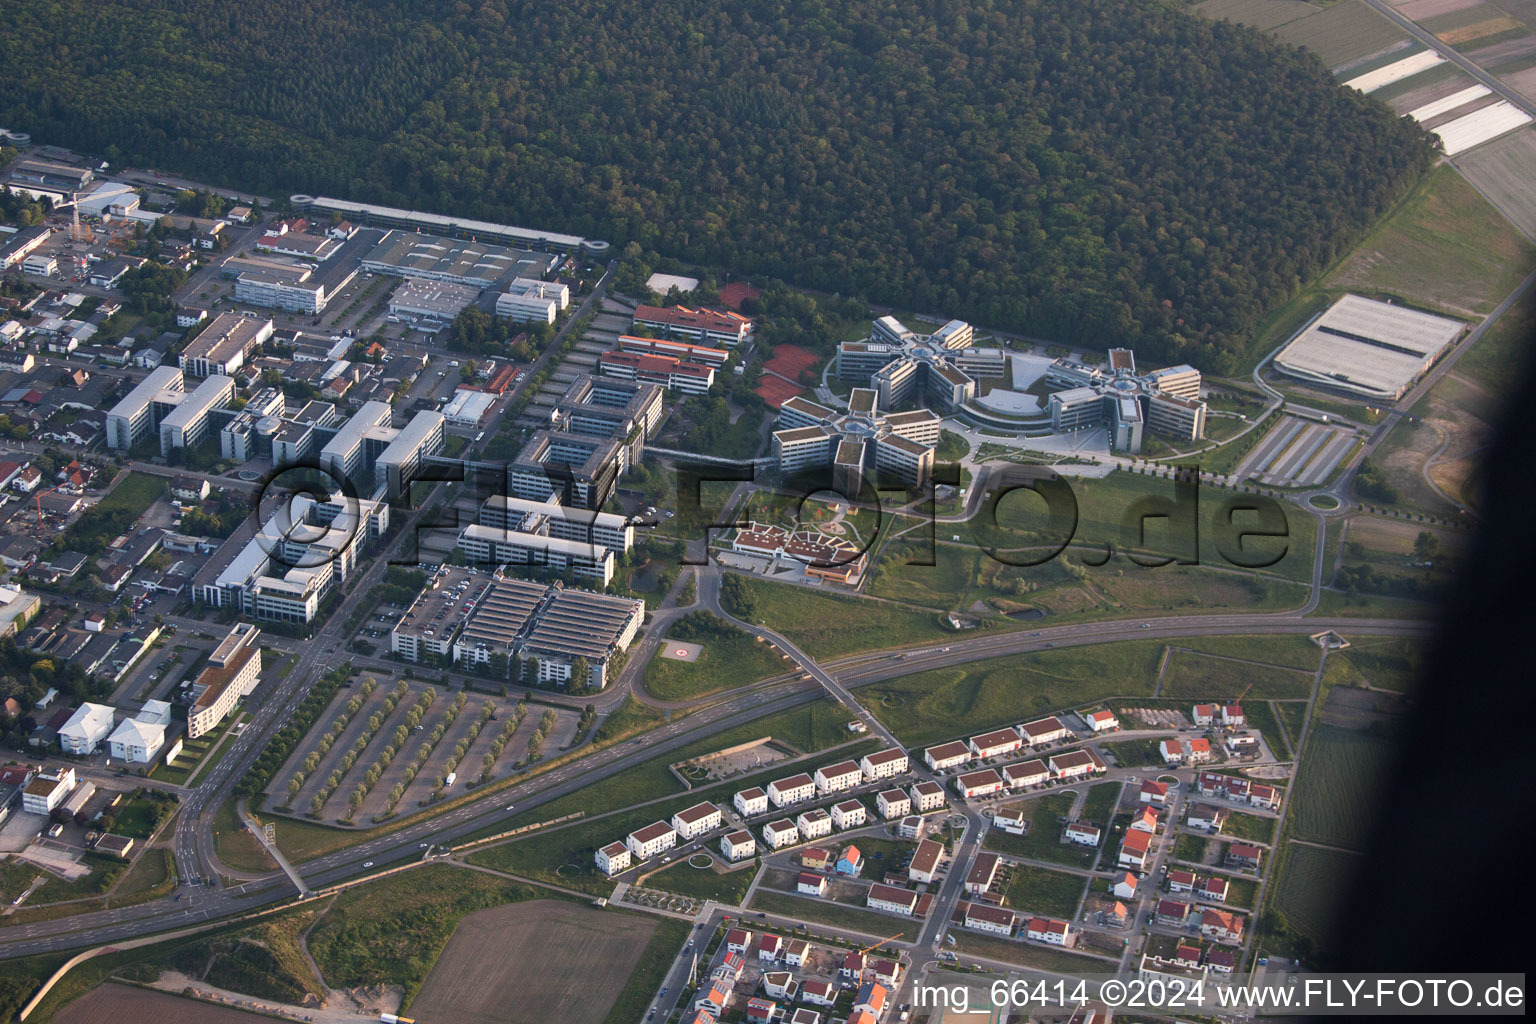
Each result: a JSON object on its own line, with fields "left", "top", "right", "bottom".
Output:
{"left": 796, "top": 808, "right": 833, "bottom": 840}
{"left": 735, "top": 788, "right": 769, "bottom": 817}
{"left": 877, "top": 789, "right": 911, "bottom": 820}
{"left": 969, "top": 728, "right": 1023, "bottom": 759}
{"left": 923, "top": 741, "right": 971, "bottom": 772}
{"left": 721, "top": 830, "right": 756, "bottom": 861}
{"left": 671, "top": 801, "right": 722, "bottom": 840}
{"left": 187, "top": 624, "right": 264, "bottom": 738}
{"left": 768, "top": 774, "right": 815, "bottom": 808}
{"left": 58, "top": 703, "right": 115, "bottom": 755}
{"left": 626, "top": 821, "right": 678, "bottom": 860}
{"left": 830, "top": 799, "right": 866, "bottom": 830}
{"left": 22, "top": 767, "right": 76, "bottom": 815}
{"left": 596, "top": 841, "right": 631, "bottom": 876}
{"left": 910, "top": 781, "right": 946, "bottom": 812}
{"left": 860, "top": 748, "right": 909, "bottom": 782}
{"left": 1018, "top": 717, "right": 1070, "bottom": 746}
{"left": 763, "top": 819, "right": 799, "bottom": 850}
{"left": 814, "top": 760, "right": 862, "bottom": 796}
{"left": 1003, "top": 759, "right": 1050, "bottom": 789}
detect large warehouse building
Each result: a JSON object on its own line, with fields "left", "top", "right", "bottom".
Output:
{"left": 1273, "top": 294, "right": 1466, "bottom": 401}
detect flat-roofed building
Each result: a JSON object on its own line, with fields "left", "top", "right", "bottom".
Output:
{"left": 389, "top": 279, "right": 481, "bottom": 321}
{"left": 181, "top": 313, "right": 273, "bottom": 378}
{"left": 1274, "top": 294, "right": 1465, "bottom": 401}
{"left": 517, "top": 585, "right": 644, "bottom": 688}
{"left": 319, "top": 401, "right": 394, "bottom": 489}
{"left": 391, "top": 567, "right": 478, "bottom": 663}
{"left": 158, "top": 374, "right": 234, "bottom": 456}
{"left": 773, "top": 387, "right": 942, "bottom": 489}
{"left": 187, "top": 623, "right": 263, "bottom": 738}
{"left": 374, "top": 411, "right": 445, "bottom": 498}
{"left": 598, "top": 350, "right": 715, "bottom": 394}
{"left": 1044, "top": 348, "right": 1208, "bottom": 453}
{"left": 457, "top": 524, "right": 615, "bottom": 585}
{"left": 632, "top": 304, "right": 753, "bottom": 347}
{"left": 479, "top": 495, "right": 633, "bottom": 554}
{"left": 452, "top": 575, "right": 545, "bottom": 667}
{"left": 107, "top": 365, "right": 185, "bottom": 450}
{"left": 617, "top": 334, "right": 729, "bottom": 367}
{"left": 363, "top": 229, "right": 554, "bottom": 288}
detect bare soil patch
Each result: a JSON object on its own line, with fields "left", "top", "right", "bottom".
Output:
{"left": 56, "top": 984, "right": 273, "bottom": 1024}
{"left": 408, "top": 899, "right": 656, "bottom": 1024}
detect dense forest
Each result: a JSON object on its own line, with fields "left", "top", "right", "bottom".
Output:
{"left": 0, "top": 0, "right": 1436, "bottom": 371}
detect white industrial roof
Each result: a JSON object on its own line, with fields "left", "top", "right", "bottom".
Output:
{"left": 1275, "top": 295, "right": 1464, "bottom": 400}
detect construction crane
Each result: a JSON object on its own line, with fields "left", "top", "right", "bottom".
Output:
{"left": 856, "top": 932, "right": 905, "bottom": 957}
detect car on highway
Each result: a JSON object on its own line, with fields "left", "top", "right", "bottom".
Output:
{"left": 362, "top": 861, "right": 374, "bottom": 868}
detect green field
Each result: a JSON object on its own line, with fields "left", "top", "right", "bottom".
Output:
{"left": 865, "top": 641, "right": 1165, "bottom": 746}
{"left": 307, "top": 865, "right": 541, "bottom": 1002}
{"left": 1271, "top": 841, "right": 1362, "bottom": 953}
{"left": 953, "top": 931, "right": 1117, "bottom": 973}
{"left": 1194, "top": 0, "right": 1318, "bottom": 32}
{"left": 97, "top": 471, "right": 168, "bottom": 516}
{"left": 726, "top": 576, "right": 962, "bottom": 658}
{"left": 1223, "top": 810, "right": 1278, "bottom": 845}
{"left": 974, "top": 470, "right": 1318, "bottom": 585}
{"left": 642, "top": 859, "right": 756, "bottom": 905}
{"left": 748, "top": 888, "right": 918, "bottom": 942}
{"left": 1454, "top": 288, "right": 1535, "bottom": 400}
{"left": 642, "top": 615, "right": 794, "bottom": 700}
{"left": 1267, "top": 0, "right": 1409, "bottom": 66}
{"left": 1160, "top": 649, "right": 1316, "bottom": 700}
{"left": 1003, "top": 864, "right": 1087, "bottom": 919}
{"left": 1326, "top": 636, "right": 1422, "bottom": 694}
{"left": 1246, "top": 701, "right": 1304, "bottom": 760}
{"left": 1080, "top": 781, "right": 1123, "bottom": 826}
{"left": 983, "top": 794, "right": 1098, "bottom": 868}
{"left": 1325, "top": 165, "right": 1536, "bottom": 320}
{"left": 1175, "top": 635, "right": 1323, "bottom": 671}
{"left": 1290, "top": 724, "right": 1394, "bottom": 850}
{"left": 1100, "top": 736, "right": 1167, "bottom": 768}
{"left": 1174, "top": 833, "right": 1209, "bottom": 863}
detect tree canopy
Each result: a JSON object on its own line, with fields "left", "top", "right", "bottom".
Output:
{"left": 0, "top": 0, "right": 1435, "bottom": 370}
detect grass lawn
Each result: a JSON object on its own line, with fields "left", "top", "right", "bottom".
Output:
{"left": 1100, "top": 736, "right": 1166, "bottom": 768}
{"left": 1275, "top": 701, "right": 1309, "bottom": 753}
{"left": 211, "top": 798, "right": 277, "bottom": 873}
{"left": 1269, "top": 841, "right": 1361, "bottom": 955}
{"left": 95, "top": 470, "right": 167, "bottom": 516}
{"left": 1002, "top": 864, "right": 1086, "bottom": 918}
{"left": 113, "top": 848, "right": 175, "bottom": 899}
{"left": 1174, "top": 635, "right": 1323, "bottom": 672}
{"left": 1454, "top": 286, "right": 1535, "bottom": 401}
{"left": 1207, "top": 871, "right": 1260, "bottom": 910}
{"left": 309, "top": 865, "right": 541, "bottom": 1003}
{"left": 643, "top": 619, "right": 792, "bottom": 700}
{"left": 1326, "top": 636, "right": 1422, "bottom": 694}
{"left": 848, "top": 837, "right": 917, "bottom": 878}
{"left": 983, "top": 794, "right": 1097, "bottom": 868}
{"left": 953, "top": 931, "right": 1116, "bottom": 973}
{"left": 1246, "top": 701, "right": 1301, "bottom": 760}
{"left": 748, "top": 888, "right": 917, "bottom": 942}
{"left": 727, "top": 575, "right": 965, "bottom": 658}
{"left": 865, "top": 641, "right": 1165, "bottom": 746}
{"left": 1160, "top": 650, "right": 1314, "bottom": 700}
{"left": 1223, "top": 811, "right": 1277, "bottom": 845}
{"left": 1079, "top": 781, "right": 1122, "bottom": 827}
{"left": 1324, "top": 165, "right": 1536, "bottom": 321}
{"left": 1174, "top": 833, "right": 1209, "bottom": 863}
{"left": 112, "top": 794, "right": 177, "bottom": 840}
{"left": 641, "top": 859, "right": 756, "bottom": 905}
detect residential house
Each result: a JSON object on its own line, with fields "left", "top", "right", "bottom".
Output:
{"left": 626, "top": 821, "right": 678, "bottom": 860}
{"left": 1130, "top": 806, "right": 1160, "bottom": 834}
{"left": 867, "top": 882, "right": 920, "bottom": 916}
{"left": 800, "top": 847, "right": 832, "bottom": 871}
{"left": 763, "top": 819, "right": 799, "bottom": 850}
{"left": 813, "top": 760, "right": 862, "bottom": 796}
{"left": 1220, "top": 704, "right": 1246, "bottom": 727}
{"left": 965, "top": 902, "right": 1017, "bottom": 935}
{"left": 1192, "top": 703, "right": 1215, "bottom": 726}
{"left": 735, "top": 787, "right": 769, "bottom": 817}
{"left": 1198, "top": 876, "right": 1230, "bottom": 903}
{"left": 1166, "top": 869, "right": 1196, "bottom": 894}
{"left": 908, "top": 838, "right": 944, "bottom": 883}
{"left": 836, "top": 844, "right": 863, "bottom": 876}
{"left": 1225, "top": 843, "right": 1263, "bottom": 871}
{"left": 923, "top": 740, "right": 971, "bottom": 772}
{"left": 1084, "top": 709, "right": 1119, "bottom": 732}
{"left": 860, "top": 748, "right": 908, "bottom": 782}
{"left": 671, "top": 801, "right": 722, "bottom": 840}
{"left": 1159, "top": 739, "right": 1184, "bottom": 764}
{"left": 830, "top": 799, "right": 866, "bottom": 830}
{"left": 1201, "top": 908, "right": 1246, "bottom": 944}
{"left": 1187, "top": 737, "right": 1213, "bottom": 764}
{"left": 1065, "top": 822, "right": 1102, "bottom": 847}
{"left": 596, "top": 841, "right": 631, "bottom": 876}
{"left": 1112, "top": 873, "right": 1138, "bottom": 900}
{"left": 955, "top": 768, "right": 1005, "bottom": 799}
{"left": 796, "top": 808, "right": 832, "bottom": 840}
{"left": 910, "top": 780, "right": 945, "bottom": 812}
{"left": 1049, "top": 748, "right": 1104, "bottom": 780}
{"left": 1140, "top": 779, "right": 1170, "bottom": 805}
{"left": 1025, "top": 917, "right": 1072, "bottom": 945}
{"left": 1018, "top": 716, "right": 1069, "bottom": 746}
{"left": 969, "top": 727, "right": 1022, "bottom": 759}
{"left": 992, "top": 806, "right": 1027, "bottom": 834}
{"left": 1118, "top": 828, "right": 1153, "bottom": 869}
{"left": 965, "top": 852, "right": 1000, "bottom": 896}
{"left": 1003, "top": 758, "right": 1050, "bottom": 789}
{"left": 1188, "top": 804, "right": 1228, "bottom": 832}
{"left": 721, "top": 830, "right": 755, "bottom": 861}
{"left": 1156, "top": 899, "right": 1191, "bottom": 926}
{"left": 768, "top": 773, "right": 815, "bottom": 808}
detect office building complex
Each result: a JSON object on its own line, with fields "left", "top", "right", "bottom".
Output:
{"left": 496, "top": 277, "right": 571, "bottom": 324}
{"left": 393, "top": 571, "right": 641, "bottom": 687}
{"left": 186, "top": 623, "right": 263, "bottom": 738}
{"left": 457, "top": 491, "right": 632, "bottom": 584}
{"left": 361, "top": 230, "right": 557, "bottom": 288}
{"left": 1045, "top": 348, "right": 1206, "bottom": 454}
{"left": 837, "top": 317, "right": 1003, "bottom": 412}
{"left": 632, "top": 304, "right": 753, "bottom": 347}
{"left": 772, "top": 390, "right": 940, "bottom": 488}
{"left": 389, "top": 279, "right": 481, "bottom": 321}
{"left": 509, "top": 375, "right": 663, "bottom": 510}
{"left": 198, "top": 494, "right": 388, "bottom": 623}
{"left": 180, "top": 313, "right": 274, "bottom": 378}
{"left": 617, "top": 334, "right": 729, "bottom": 367}
{"left": 158, "top": 375, "right": 235, "bottom": 457}
{"left": 106, "top": 366, "right": 186, "bottom": 451}
{"left": 315, "top": 403, "right": 444, "bottom": 497}
{"left": 597, "top": 350, "right": 715, "bottom": 394}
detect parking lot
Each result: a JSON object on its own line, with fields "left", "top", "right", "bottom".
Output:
{"left": 264, "top": 676, "right": 582, "bottom": 826}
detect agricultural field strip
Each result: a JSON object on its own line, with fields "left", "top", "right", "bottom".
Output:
{"left": 1344, "top": 48, "right": 1446, "bottom": 90}
{"left": 1407, "top": 82, "right": 1493, "bottom": 119}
